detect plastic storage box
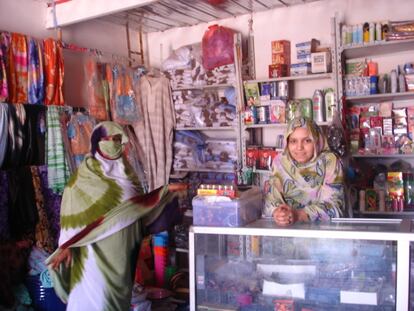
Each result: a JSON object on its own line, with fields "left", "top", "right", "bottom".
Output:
{"left": 192, "top": 187, "right": 263, "bottom": 227}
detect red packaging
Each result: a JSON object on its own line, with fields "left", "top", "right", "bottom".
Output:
{"left": 271, "top": 40, "right": 291, "bottom": 54}
{"left": 370, "top": 116, "right": 383, "bottom": 128}
{"left": 272, "top": 52, "right": 291, "bottom": 65}
{"left": 269, "top": 64, "right": 288, "bottom": 78}
{"left": 246, "top": 146, "right": 259, "bottom": 168}
{"left": 359, "top": 116, "right": 371, "bottom": 129}
{"left": 273, "top": 299, "right": 294, "bottom": 311}
{"left": 259, "top": 148, "right": 271, "bottom": 170}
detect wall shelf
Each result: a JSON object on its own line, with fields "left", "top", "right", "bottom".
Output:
{"left": 345, "top": 91, "right": 414, "bottom": 104}
{"left": 352, "top": 154, "right": 414, "bottom": 159}
{"left": 244, "top": 121, "right": 330, "bottom": 129}
{"left": 174, "top": 168, "right": 235, "bottom": 173}
{"left": 175, "top": 126, "right": 234, "bottom": 131}
{"left": 245, "top": 72, "right": 332, "bottom": 84}
{"left": 340, "top": 38, "right": 414, "bottom": 59}
{"left": 171, "top": 83, "right": 234, "bottom": 91}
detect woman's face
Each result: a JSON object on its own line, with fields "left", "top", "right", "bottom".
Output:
{"left": 287, "top": 127, "right": 315, "bottom": 163}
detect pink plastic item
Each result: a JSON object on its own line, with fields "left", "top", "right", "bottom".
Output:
{"left": 202, "top": 25, "right": 235, "bottom": 70}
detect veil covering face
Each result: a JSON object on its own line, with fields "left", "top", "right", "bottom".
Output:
{"left": 264, "top": 117, "right": 344, "bottom": 222}
{"left": 46, "top": 121, "right": 175, "bottom": 311}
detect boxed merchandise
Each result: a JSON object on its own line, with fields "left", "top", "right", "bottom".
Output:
{"left": 295, "top": 39, "right": 320, "bottom": 59}
{"left": 290, "top": 63, "right": 312, "bottom": 76}
{"left": 269, "top": 64, "right": 289, "bottom": 78}
{"left": 192, "top": 186, "right": 263, "bottom": 227}
{"left": 311, "top": 51, "right": 332, "bottom": 73}
{"left": 271, "top": 40, "right": 291, "bottom": 54}
{"left": 272, "top": 53, "right": 291, "bottom": 65}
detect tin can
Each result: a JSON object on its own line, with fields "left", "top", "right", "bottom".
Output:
{"left": 312, "top": 89, "right": 325, "bottom": 123}
{"left": 270, "top": 81, "right": 278, "bottom": 99}
{"left": 257, "top": 106, "right": 269, "bottom": 124}
{"left": 277, "top": 81, "right": 289, "bottom": 98}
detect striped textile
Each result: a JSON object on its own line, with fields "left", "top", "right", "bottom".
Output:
{"left": 46, "top": 106, "right": 69, "bottom": 194}
{"left": 9, "top": 33, "right": 28, "bottom": 104}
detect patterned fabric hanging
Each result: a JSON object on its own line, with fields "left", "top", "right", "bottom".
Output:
{"left": 85, "top": 58, "right": 108, "bottom": 121}
{"left": 8, "top": 33, "right": 28, "bottom": 104}
{"left": 46, "top": 106, "right": 70, "bottom": 194}
{"left": 44, "top": 38, "right": 64, "bottom": 106}
{"left": 0, "top": 32, "right": 10, "bottom": 102}
{"left": 27, "top": 38, "right": 44, "bottom": 104}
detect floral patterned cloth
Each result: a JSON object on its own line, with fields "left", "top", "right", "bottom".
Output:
{"left": 264, "top": 117, "right": 344, "bottom": 222}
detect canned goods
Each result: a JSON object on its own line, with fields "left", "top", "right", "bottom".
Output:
{"left": 277, "top": 81, "right": 289, "bottom": 98}
{"left": 256, "top": 106, "right": 269, "bottom": 124}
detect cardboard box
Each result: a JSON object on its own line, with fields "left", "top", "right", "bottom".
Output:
{"left": 311, "top": 51, "right": 332, "bottom": 73}
{"left": 268, "top": 64, "right": 288, "bottom": 78}
{"left": 271, "top": 40, "right": 291, "bottom": 54}
{"left": 272, "top": 52, "right": 291, "bottom": 65}
{"left": 290, "top": 63, "right": 311, "bottom": 76}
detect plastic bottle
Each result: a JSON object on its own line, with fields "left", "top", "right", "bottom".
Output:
{"left": 312, "top": 89, "right": 325, "bottom": 123}
{"left": 398, "top": 65, "right": 406, "bottom": 93}
{"left": 363, "top": 22, "right": 370, "bottom": 43}
{"left": 390, "top": 69, "right": 398, "bottom": 93}
{"left": 357, "top": 23, "right": 363, "bottom": 44}
{"left": 324, "top": 88, "right": 335, "bottom": 123}
{"left": 369, "top": 22, "right": 375, "bottom": 42}
{"left": 376, "top": 22, "right": 382, "bottom": 41}
{"left": 359, "top": 190, "right": 366, "bottom": 212}
{"left": 341, "top": 25, "right": 348, "bottom": 46}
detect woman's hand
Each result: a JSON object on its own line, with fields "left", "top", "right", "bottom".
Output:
{"left": 273, "top": 204, "right": 296, "bottom": 226}
{"left": 168, "top": 183, "right": 189, "bottom": 192}
{"left": 50, "top": 248, "right": 72, "bottom": 270}
{"left": 273, "top": 205, "right": 309, "bottom": 226}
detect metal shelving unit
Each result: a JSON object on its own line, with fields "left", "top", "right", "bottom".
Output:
{"left": 333, "top": 15, "right": 414, "bottom": 218}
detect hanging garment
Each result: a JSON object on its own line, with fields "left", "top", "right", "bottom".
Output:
{"left": 7, "top": 167, "right": 39, "bottom": 240}
{"left": 0, "top": 32, "right": 10, "bottom": 102}
{"left": 30, "top": 166, "right": 55, "bottom": 253}
{"left": 0, "top": 103, "right": 8, "bottom": 167}
{"left": 85, "top": 58, "right": 108, "bottom": 121}
{"left": 67, "top": 112, "right": 95, "bottom": 169}
{"left": 44, "top": 38, "right": 64, "bottom": 106}
{"left": 46, "top": 121, "right": 176, "bottom": 311}
{"left": 135, "top": 74, "right": 175, "bottom": 191}
{"left": 46, "top": 106, "right": 70, "bottom": 194}
{"left": 8, "top": 33, "right": 28, "bottom": 104}
{"left": 2, "top": 104, "right": 25, "bottom": 169}
{"left": 38, "top": 165, "right": 62, "bottom": 247}
{"left": 22, "top": 104, "right": 46, "bottom": 166}
{"left": 112, "top": 64, "right": 139, "bottom": 124}
{"left": 0, "top": 171, "right": 10, "bottom": 241}
{"left": 27, "top": 37, "right": 44, "bottom": 104}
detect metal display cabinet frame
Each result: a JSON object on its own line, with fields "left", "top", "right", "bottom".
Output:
{"left": 189, "top": 218, "right": 414, "bottom": 310}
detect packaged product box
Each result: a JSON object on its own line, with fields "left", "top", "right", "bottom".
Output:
{"left": 365, "top": 188, "right": 378, "bottom": 211}
{"left": 295, "top": 39, "right": 320, "bottom": 58}
{"left": 272, "top": 52, "right": 291, "bottom": 65}
{"left": 246, "top": 146, "right": 259, "bottom": 168}
{"left": 268, "top": 99, "right": 286, "bottom": 123}
{"left": 345, "top": 60, "right": 367, "bottom": 76}
{"left": 387, "top": 171, "right": 404, "bottom": 197}
{"left": 192, "top": 186, "right": 263, "bottom": 227}
{"left": 244, "top": 81, "right": 260, "bottom": 106}
{"left": 268, "top": 64, "right": 289, "bottom": 78}
{"left": 290, "top": 63, "right": 312, "bottom": 76}
{"left": 271, "top": 40, "right": 291, "bottom": 54}
{"left": 311, "top": 51, "right": 332, "bottom": 73}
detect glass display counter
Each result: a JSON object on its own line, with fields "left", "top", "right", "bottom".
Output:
{"left": 189, "top": 218, "right": 413, "bottom": 310}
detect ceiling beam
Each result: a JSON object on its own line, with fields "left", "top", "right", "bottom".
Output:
{"left": 46, "top": 0, "right": 158, "bottom": 29}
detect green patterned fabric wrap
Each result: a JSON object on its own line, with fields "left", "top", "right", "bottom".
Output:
{"left": 264, "top": 117, "right": 344, "bottom": 222}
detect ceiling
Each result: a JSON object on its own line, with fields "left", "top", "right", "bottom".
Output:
{"left": 98, "top": 0, "right": 320, "bottom": 33}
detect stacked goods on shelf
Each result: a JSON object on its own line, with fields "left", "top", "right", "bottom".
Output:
{"left": 344, "top": 59, "right": 413, "bottom": 97}
{"left": 291, "top": 39, "right": 320, "bottom": 76}
{"left": 173, "top": 131, "right": 237, "bottom": 171}
{"left": 172, "top": 88, "right": 236, "bottom": 128}
{"left": 347, "top": 103, "right": 414, "bottom": 155}
{"left": 243, "top": 80, "right": 288, "bottom": 125}
{"left": 341, "top": 20, "right": 388, "bottom": 46}
{"left": 246, "top": 146, "right": 279, "bottom": 171}
{"left": 269, "top": 40, "right": 290, "bottom": 78}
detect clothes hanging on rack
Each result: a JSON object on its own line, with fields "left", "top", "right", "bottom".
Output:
{"left": 85, "top": 57, "right": 109, "bottom": 120}
{"left": 0, "top": 32, "right": 9, "bottom": 102}
{"left": 44, "top": 38, "right": 64, "bottom": 106}
{"left": 134, "top": 73, "right": 175, "bottom": 191}
{"left": 46, "top": 106, "right": 70, "bottom": 194}
{"left": 27, "top": 37, "right": 44, "bottom": 104}
{"left": 8, "top": 33, "right": 28, "bottom": 104}
{"left": 0, "top": 103, "right": 8, "bottom": 167}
